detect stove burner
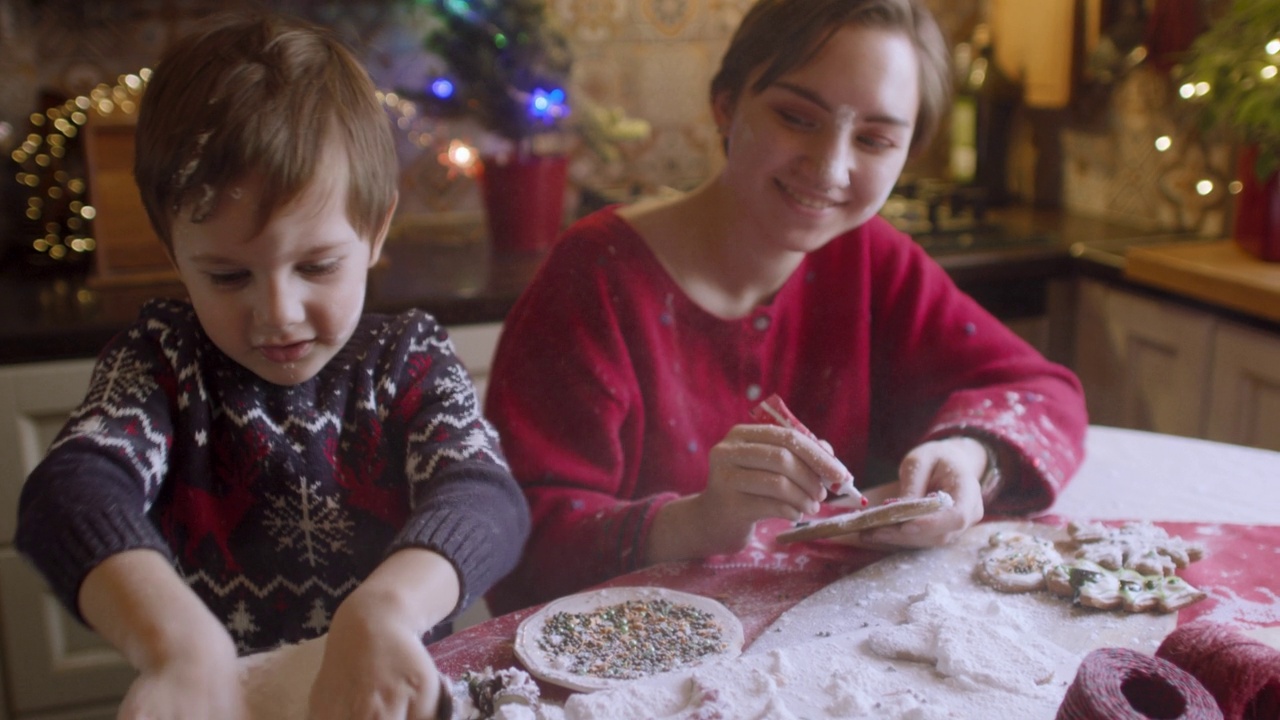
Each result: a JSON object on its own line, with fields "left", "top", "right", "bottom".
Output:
{"left": 880, "top": 180, "right": 1052, "bottom": 254}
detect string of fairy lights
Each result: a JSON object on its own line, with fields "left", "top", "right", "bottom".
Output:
{"left": 10, "top": 72, "right": 149, "bottom": 264}
{"left": 9, "top": 72, "right": 489, "bottom": 267}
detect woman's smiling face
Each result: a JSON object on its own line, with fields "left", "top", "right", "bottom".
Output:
{"left": 713, "top": 25, "right": 920, "bottom": 252}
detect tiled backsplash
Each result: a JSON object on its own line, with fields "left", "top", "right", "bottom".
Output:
{"left": 0, "top": 0, "right": 1231, "bottom": 260}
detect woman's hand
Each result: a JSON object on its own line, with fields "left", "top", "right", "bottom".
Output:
{"left": 649, "top": 423, "right": 853, "bottom": 561}
{"left": 843, "top": 436, "right": 989, "bottom": 549}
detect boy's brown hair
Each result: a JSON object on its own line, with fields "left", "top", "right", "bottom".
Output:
{"left": 710, "top": 0, "right": 951, "bottom": 155}
{"left": 135, "top": 13, "right": 397, "bottom": 250}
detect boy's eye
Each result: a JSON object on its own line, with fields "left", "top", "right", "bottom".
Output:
{"left": 299, "top": 260, "right": 341, "bottom": 277}
{"left": 208, "top": 270, "right": 249, "bottom": 287}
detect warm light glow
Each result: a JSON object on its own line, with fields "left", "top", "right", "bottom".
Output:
{"left": 1268, "top": 39, "right": 1280, "bottom": 55}
{"left": 1195, "top": 180, "right": 1214, "bottom": 196}
{"left": 446, "top": 139, "right": 477, "bottom": 170}
{"left": 1262, "top": 65, "right": 1278, "bottom": 80}
{"left": 80, "top": 205, "right": 97, "bottom": 220}
{"left": 1178, "top": 82, "right": 1196, "bottom": 99}
{"left": 1228, "top": 181, "right": 1244, "bottom": 194}
{"left": 1154, "top": 136, "right": 1172, "bottom": 152}
{"left": 1194, "top": 81, "right": 1211, "bottom": 96}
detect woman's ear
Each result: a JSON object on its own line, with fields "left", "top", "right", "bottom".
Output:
{"left": 369, "top": 192, "right": 399, "bottom": 267}
{"left": 711, "top": 89, "right": 736, "bottom": 138}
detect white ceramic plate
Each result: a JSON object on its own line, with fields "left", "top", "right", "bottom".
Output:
{"left": 514, "top": 586, "right": 744, "bottom": 692}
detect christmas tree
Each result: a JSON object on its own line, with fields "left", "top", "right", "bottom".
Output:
{"left": 415, "top": 0, "right": 573, "bottom": 142}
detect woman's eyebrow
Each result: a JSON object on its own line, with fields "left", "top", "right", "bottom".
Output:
{"left": 771, "top": 80, "right": 912, "bottom": 128}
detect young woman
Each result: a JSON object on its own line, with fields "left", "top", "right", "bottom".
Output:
{"left": 485, "top": 0, "right": 1086, "bottom": 614}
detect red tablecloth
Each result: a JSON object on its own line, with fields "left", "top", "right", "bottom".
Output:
{"left": 430, "top": 517, "right": 1280, "bottom": 700}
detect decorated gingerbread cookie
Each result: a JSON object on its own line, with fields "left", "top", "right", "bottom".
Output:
{"left": 1065, "top": 520, "right": 1205, "bottom": 577}
{"left": 975, "top": 530, "right": 1063, "bottom": 593}
{"left": 1044, "top": 559, "right": 1207, "bottom": 613}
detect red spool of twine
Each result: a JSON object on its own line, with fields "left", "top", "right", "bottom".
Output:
{"left": 1056, "top": 647, "right": 1222, "bottom": 720}
{"left": 1156, "top": 620, "right": 1280, "bottom": 720}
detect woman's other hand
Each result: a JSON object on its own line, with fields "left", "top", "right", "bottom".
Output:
{"left": 854, "top": 436, "right": 989, "bottom": 549}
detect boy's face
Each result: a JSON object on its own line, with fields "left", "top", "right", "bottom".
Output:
{"left": 169, "top": 145, "right": 388, "bottom": 386}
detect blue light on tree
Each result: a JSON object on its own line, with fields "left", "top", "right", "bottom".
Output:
{"left": 430, "top": 78, "right": 455, "bottom": 99}
{"left": 529, "top": 87, "right": 568, "bottom": 123}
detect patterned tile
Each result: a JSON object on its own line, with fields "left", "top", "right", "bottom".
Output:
{"left": 0, "top": 0, "right": 1228, "bottom": 229}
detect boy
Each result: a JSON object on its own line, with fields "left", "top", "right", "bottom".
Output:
{"left": 16, "top": 13, "right": 528, "bottom": 718}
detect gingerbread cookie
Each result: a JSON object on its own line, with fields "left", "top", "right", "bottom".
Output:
{"left": 1066, "top": 520, "right": 1205, "bottom": 577}
{"left": 776, "top": 492, "right": 953, "bottom": 544}
{"left": 1044, "top": 558, "right": 1207, "bottom": 613}
{"left": 975, "top": 530, "right": 1063, "bottom": 593}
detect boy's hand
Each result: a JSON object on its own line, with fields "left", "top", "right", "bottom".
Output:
{"left": 119, "top": 637, "right": 249, "bottom": 720}
{"left": 77, "top": 549, "right": 250, "bottom": 720}
{"left": 307, "top": 548, "right": 459, "bottom": 719}
{"left": 307, "top": 606, "right": 446, "bottom": 719}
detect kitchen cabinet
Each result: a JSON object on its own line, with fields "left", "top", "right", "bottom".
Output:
{"left": 1074, "top": 278, "right": 1280, "bottom": 451}
{"left": 0, "top": 321, "right": 502, "bottom": 717}
{"left": 1206, "top": 321, "right": 1280, "bottom": 452}
{"left": 0, "top": 358, "right": 129, "bottom": 719}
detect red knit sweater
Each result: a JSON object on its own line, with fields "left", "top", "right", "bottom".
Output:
{"left": 485, "top": 209, "right": 1086, "bottom": 613}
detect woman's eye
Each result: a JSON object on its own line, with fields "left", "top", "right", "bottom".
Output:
{"left": 857, "top": 134, "right": 895, "bottom": 151}
{"left": 778, "top": 109, "right": 817, "bottom": 129}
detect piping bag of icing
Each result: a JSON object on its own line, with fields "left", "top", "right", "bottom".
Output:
{"left": 750, "top": 394, "right": 865, "bottom": 506}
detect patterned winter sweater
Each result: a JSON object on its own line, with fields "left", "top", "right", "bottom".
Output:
{"left": 17, "top": 299, "right": 529, "bottom": 653}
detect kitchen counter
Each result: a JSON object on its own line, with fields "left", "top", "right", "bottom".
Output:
{"left": 1125, "top": 239, "right": 1280, "bottom": 325}
{"left": 0, "top": 206, "right": 1159, "bottom": 365}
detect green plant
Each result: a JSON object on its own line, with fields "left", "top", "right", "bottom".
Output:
{"left": 414, "top": 0, "right": 574, "bottom": 143}
{"left": 1175, "top": 0, "right": 1280, "bottom": 178}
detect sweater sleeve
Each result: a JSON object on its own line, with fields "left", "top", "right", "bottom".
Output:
{"left": 484, "top": 222, "right": 676, "bottom": 614}
{"left": 386, "top": 313, "right": 531, "bottom": 619}
{"left": 865, "top": 225, "right": 1087, "bottom": 514}
{"left": 15, "top": 311, "right": 180, "bottom": 621}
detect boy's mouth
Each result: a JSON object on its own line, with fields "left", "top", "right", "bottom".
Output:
{"left": 258, "top": 341, "right": 313, "bottom": 364}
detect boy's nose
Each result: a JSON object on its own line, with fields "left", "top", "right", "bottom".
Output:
{"left": 255, "top": 277, "right": 306, "bottom": 329}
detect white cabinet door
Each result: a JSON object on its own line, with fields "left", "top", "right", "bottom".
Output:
{"left": 447, "top": 321, "right": 503, "bottom": 404}
{"left": 0, "top": 549, "right": 133, "bottom": 715}
{"left": 1206, "top": 321, "right": 1280, "bottom": 452}
{"left": 0, "top": 359, "right": 133, "bottom": 716}
{"left": 1074, "top": 280, "right": 1215, "bottom": 438}
{"left": 0, "top": 359, "right": 96, "bottom": 544}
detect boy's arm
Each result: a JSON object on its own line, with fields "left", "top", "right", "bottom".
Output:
{"left": 308, "top": 548, "right": 457, "bottom": 718}
{"left": 79, "top": 549, "right": 248, "bottom": 720}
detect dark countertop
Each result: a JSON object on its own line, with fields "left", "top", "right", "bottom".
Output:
{"left": 0, "top": 206, "right": 1168, "bottom": 366}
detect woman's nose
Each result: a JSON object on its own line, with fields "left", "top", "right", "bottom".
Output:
{"left": 812, "top": 133, "right": 855, "bottom": 189}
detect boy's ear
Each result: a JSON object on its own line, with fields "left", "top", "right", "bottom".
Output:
{"left": 368, "top": 192, "right": 399, "bottom": 267}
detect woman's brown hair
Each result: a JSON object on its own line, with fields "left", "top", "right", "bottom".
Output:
{"left": 134, "top": 13, "right": 397, "bottom": 249}
{"left": 710, "top": 0, "right": 951, "bottom": 155}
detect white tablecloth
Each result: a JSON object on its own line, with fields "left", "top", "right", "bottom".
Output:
{"left": 1051, "top": 425, "right": 1280, "bottom": 524}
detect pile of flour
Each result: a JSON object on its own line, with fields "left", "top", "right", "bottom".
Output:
{"left": 561, "top": 521, "right": 1178, "bottom": 720}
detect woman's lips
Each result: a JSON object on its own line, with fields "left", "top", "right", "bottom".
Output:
{"left": 776, "top": 179, "right": 842, "bottom": 211}
{"left": 258, "top": 341, "right": 313, "bottom": 364}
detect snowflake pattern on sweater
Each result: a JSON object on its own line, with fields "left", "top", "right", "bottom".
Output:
{"left": 17, "top": 299, "right": 529, "bottom": 653}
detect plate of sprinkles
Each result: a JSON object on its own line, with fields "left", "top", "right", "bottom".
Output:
{"left": 514, "top": 586, "right": 745, "bottom": 692}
